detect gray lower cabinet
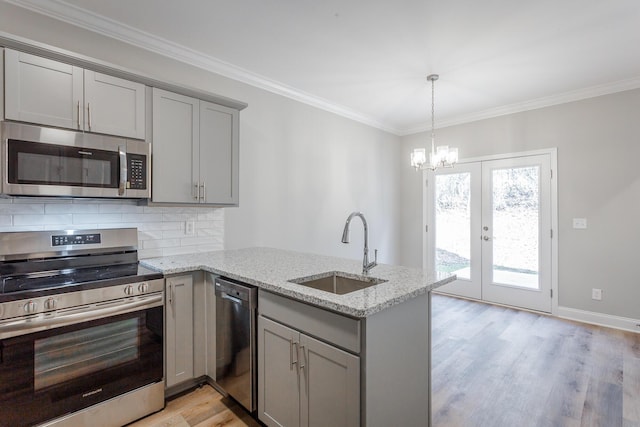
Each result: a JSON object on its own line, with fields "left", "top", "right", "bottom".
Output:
{"left": 165, "top": 274, "right": 194, "bottom": 388}
{"left": 258, "top": 308, "right": 360, "bottom": 427}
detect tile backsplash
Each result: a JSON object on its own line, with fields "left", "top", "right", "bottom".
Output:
{"left": 0, "top": 198, "right": 224, "bottom": 259}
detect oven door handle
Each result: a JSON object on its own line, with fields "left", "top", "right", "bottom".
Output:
{"left": 0, "top": 293, "right": 163, "bottom": 340}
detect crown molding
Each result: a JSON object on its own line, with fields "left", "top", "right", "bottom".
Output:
{"left": 7, "top": 0, "right": 640, "bottom": 137}
{"left": 400, "top": 75, "right": 640, "bottom": 136}
{"left": 6, "top": 0, "right": 400, "bottom": 135}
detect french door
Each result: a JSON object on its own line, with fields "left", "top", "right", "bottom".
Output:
{"left": 426, "top": 153, "right": 553, "bottom": 313}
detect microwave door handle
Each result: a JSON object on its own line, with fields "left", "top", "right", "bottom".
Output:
{"left": 119, "top": 146, "right": 127, "bottom": 196}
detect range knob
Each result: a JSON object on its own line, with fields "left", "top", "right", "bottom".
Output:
{"left": 44, "top": 298, "right": 57, "bottom": 310}
{"left": 138, "top": 282, "right": 149, "bottom": 293}
{"left": 24, "top": 301, "right": 37, "bottom": 314}
{"left": 124, "top": 285, "right": 135, "bottom": 296}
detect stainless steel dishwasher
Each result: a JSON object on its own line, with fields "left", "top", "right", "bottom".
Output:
{"left": 215, "top": 277, "right": 258, "bottom": 412}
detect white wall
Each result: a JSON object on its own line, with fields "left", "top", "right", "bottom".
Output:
{"left": 0, "top": 3, "right": 401, "bottom": 264}
{"left": 400, "top": 90, "right": 640, "bottom": 320}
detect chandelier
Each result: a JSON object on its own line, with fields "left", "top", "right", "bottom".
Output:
{"left": 410, "top": 74, "right": 458, "bottom": 170}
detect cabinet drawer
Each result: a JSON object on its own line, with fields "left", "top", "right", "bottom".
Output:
{"left": 259, "top": 290, "right": 360, "bottom": 354}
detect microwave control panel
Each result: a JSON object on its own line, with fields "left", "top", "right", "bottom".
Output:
{"left": 127, "top": 154, "right": 147, "bottom": 189}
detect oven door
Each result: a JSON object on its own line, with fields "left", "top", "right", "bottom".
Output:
{"left": 0, "top": 304, "right": 163, "bottom": 427}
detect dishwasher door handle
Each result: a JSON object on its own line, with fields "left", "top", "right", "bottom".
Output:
{"left": 221, "top": 293, "right": 242, "bottom": 304}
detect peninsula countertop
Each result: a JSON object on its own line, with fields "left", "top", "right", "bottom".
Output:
{"left": 140, "top": 247, "right": 455, "bottom": 318}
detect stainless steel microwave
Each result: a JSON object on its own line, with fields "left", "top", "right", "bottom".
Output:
{"left": 1, "top": 121, "right": 150, "bottom": 198}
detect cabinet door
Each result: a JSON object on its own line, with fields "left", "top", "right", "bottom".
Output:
{"left": 84, "top": 70, "right": 145, "bottom": 139}
{"left": 165, "top": 275, "right": 194, "bottom": 388}
{"left": 300, "top": 334, "right": 360, "bottom": 427}
{"left": 258, "top": 316, "right": 301, "bottom": 427}
{"left": 152, "top": 88, "right": 199, "bottom": 203}
{"left": 199, "top": 101, "right": 239, "bottom": 205}
{"left": 4, "top": 49, "right": 83, "bottom": 130}
{"left": 205, "top": 274, "right": 218, "bottom": 380}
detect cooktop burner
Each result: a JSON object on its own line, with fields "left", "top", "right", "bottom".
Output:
{"left": 0, "top": 263, "right": 162, "bottom": 302}
{"left": 0, "top": 228, "right": 163, "bottom": 304}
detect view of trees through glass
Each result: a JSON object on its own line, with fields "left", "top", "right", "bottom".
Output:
{"left": 435, "top": 166, "right": 540, "bottom": 287}
{"left": 435, "top": 172, "right": 471, "bottom": 279}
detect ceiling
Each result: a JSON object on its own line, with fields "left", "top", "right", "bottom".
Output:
{"left": 8, "top": 0, "right": 640, "bottom": 135}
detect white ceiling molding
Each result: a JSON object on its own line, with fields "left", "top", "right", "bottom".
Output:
{"left": 7, "top": 0, "right": 400, "bottom": 135}
{"left": 7, "top": 0, "right": 640, "bottom": 137}
{"left": 401, "top": 76, "right": 640, "bottom": 136}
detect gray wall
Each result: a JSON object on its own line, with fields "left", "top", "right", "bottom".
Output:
{"left": 400, "top": 90, "right": 640, "bottom": 319}
{"left": 0, "top": 3, "right": 401, "bottom": 264}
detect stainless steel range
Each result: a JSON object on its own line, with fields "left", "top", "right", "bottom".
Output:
{"left": 0, "top": 228, "right": 164, "bottom": 427}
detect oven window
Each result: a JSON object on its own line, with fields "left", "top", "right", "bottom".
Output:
{"left": 8, "top": 139, "right": 118, "bottom": 188}
{"left": 34, "top": 317, "right": 139, "bottom": 390}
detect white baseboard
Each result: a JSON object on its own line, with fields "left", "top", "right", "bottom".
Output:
{"left": 557, "top": 306, "right": 640, "bottom": 333}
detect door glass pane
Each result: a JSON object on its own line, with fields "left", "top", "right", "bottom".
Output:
{"left": 491, "top": 166, "right": 539, "bottom": 289}
{"left": 435, "top": 172, "right": 471, "bottom": 279}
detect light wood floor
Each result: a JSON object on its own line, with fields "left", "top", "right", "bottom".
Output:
{"left": 431, "top": 294, "right": 640, "bottom": 427}
{"left": 128, "top": 384, "right": 261, "bottom": 427}
{"left": 130, "top": 294, "right": 640, "bottom": 427}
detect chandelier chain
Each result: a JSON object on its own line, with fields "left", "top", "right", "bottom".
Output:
{"left": 431, "top": 76, "right": 435, "bottom": 150}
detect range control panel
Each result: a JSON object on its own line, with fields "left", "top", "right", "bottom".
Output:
{"left": 51, "top": 233, "right": 102, "bottom": 247}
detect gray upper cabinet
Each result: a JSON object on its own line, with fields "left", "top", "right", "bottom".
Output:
{"left": 83, "top": 69, "right": 145, "bottom": 139}
{"left": 4, "top": 49, "right": 83, "bottom": 130}
{"left": 4, "top": 49, "right": 145, "bottom": 139}
{"left": 152, "top": 89, "right": 199, "bottom": 204}
{"left": 199, "top": 101, "right": 239, "bottom": 205}
{"left": 152, "top": 88, "right": 239, "bottom": 206}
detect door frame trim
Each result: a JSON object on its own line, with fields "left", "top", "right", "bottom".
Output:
{"left": 423, "top": 148, "right": 558, "bottom": 315}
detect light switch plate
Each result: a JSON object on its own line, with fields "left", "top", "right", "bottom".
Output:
{"left": 573, "top": 218, "right": 587, "bottom": 229}
{"left": 592, "top": 288, "right": 602, "bottom": 300}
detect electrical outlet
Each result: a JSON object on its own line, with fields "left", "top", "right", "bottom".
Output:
{"left": 185, "top": 220, "right": 195, "bottom": 236}
{"left": 591, "top": 288, "right": 602, "bottom": 301}
{"left": 573, "top": 218, "right": 587, "bottom": 229}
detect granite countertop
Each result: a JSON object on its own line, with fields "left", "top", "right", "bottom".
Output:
{"left": 140, "top": 247, "right": 455, "bottom": 318}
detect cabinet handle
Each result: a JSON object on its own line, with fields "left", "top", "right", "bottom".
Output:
{"left": 77, "top": 101, "right": 81, "bottom": 129}
{"left": 193, "top": 183, "right": 199, "bottom": 201}
{"left": 200, "top": 182, "right": 206, "bottom": 203}
{"left": 87, "top": 102, "right": 92, "bottom": 130}
{"left": 298, "top": 344, "right": 305, "bottom": 370}
{"left": 290, "top": 340, "right": 298, "bottom": 371}
{"left": 168, "top": 284, "right": 173, "bottom": 306}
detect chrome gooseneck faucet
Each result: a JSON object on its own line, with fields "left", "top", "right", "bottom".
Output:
{"left": 341, "top": 212, "right": 378, "bottom": 275}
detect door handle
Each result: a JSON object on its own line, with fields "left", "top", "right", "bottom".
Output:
{"left": 483, "top": 235, "right": 491, "bottom": 241}
{"left": 77, "top": 100, "right": 81, "bottom": 129}
{"left": 87, "top": 103, "right": 92, "bottom": 130}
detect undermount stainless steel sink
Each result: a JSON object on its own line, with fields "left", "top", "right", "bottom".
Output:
{"left": 289, "top": 271, "right": 387, "bottom": 295}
